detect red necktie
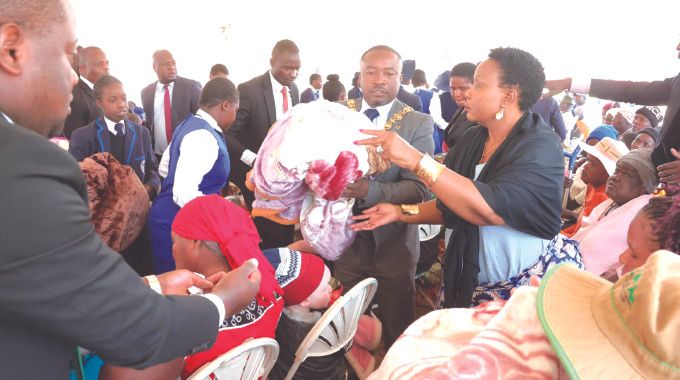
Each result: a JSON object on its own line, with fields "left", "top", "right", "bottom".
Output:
{"left": 163, "top": 84, "right": 173, "bottom": 143}
{"left": 281, "top": 86, "right": 289, "bottom": 113}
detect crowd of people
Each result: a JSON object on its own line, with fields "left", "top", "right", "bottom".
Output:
{"left": 2, "top": 0, "right": 680, "bottom": 379}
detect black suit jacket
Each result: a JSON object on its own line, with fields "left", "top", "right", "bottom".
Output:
{"left": 63, "top": 79, "right": 101, "bottom": 139}
{"left": 69, "top": 117, "right": 161, "bottom": 190}
{"left": 0, "top": 116, "right": 219, "bottom": 379}
{"left": 140, "top": 76, "right": 202, "bottom": 149}
{"left": 226, "top": 71, "right": 299, "bottom": 187}
{"left": 590, "top": 75, "right": 680, "bottom": 166}
{"left": 398, "top": 86, "right": 423, "bottom": 112}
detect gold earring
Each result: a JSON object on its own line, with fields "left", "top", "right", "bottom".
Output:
{"left": 495, "top": 106, "right": 505, "bottom": 120}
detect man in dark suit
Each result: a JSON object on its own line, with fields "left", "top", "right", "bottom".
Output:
{"left": 300, "top": 73, "right": 322, "bottom": 103}
{"left": 0, "top": 2, "right": 260, "bottom": 378}
{"left": 546, "top": 41, "right": 680, "bottom": 184}
{"left": 226, "top": 39, "right": 301, "bottom": 249}
{"left": 338, "top": 45, "right": 434, "bottom": 349}
{"left": 63, "top": 46, "right": 109, "bottom": 138}
{"left": 348, "top": 71, "right": 362, "bottom": 99}
{"left": 141, "top": 49, "right": 202, "bottom": 158}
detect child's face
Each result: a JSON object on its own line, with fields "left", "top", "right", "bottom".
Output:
{"left": 619, "top": 213, "right": 660, "bottom": 275}
{"left": 98, "top": 83, "right": 128, "bottom": 123}
{"left": 306, "top": 266, "right": 332, "bottom": 309}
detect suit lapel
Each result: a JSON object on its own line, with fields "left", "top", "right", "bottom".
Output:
{"left": 262, "top": 73, "right": 276, "bottom": 125}
{"left": 291, "top": 83, "right": 300, "bottom": 106}
{"left": 171, "top": 77, "right": 183, "bottom": 130}
{"left": 94, "top": 117, "right": 110, "bottom": 153}
{"left": 80, "top": 80, "right": 96, "bottom": 102}
{"left": 123, "top": 120, "right": 139, "bottom": 165}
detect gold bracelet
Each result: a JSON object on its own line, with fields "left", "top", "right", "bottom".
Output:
{"left": 145, "top": 275, "right": 163, "bottom": 294}
{"left": 414, "top": 154, "right": 445, "bottom": 187}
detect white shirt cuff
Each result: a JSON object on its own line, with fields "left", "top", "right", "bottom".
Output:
{"left": 240, "top": 149, "right": 257, "bottom": 167}
{"left": 570, "top": 77, "right": 591, "bottom": 94}
{"left": 200, "top": 293, "right": 226, "bottom": 327}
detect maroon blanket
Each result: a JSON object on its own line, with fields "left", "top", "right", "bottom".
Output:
{"left": 79, "top": 153, "right": 149, "bottom": 252}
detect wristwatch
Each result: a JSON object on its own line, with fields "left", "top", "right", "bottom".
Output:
{"left": 400, "top": 204, "right": 419, "bottom": 216}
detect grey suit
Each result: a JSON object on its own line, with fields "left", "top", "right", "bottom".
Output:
{"left": 335, "top": 98, "right": 434, "bottom": 348}
{"left": 0, "top": 116, "right": 219, "bottom": 379}
{"left": 140, "top": 76, "right": 202, "bottom": 154}
{"left": 589, "top": 75, "right": 680, "bottom": 166}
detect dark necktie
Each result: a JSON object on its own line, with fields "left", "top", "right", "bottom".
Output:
{"left": 163, "top": 84, "right": 172, "bottom": 143}
{"left": 363, "top": 108, "right": 379, "bottom": 122}
{"left": 114, "top": 122, "right": 124, "bottom": 135}
{"left": 315, "top": 90, "right": 320, "bottom": 100}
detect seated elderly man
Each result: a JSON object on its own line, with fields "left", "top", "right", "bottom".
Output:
{"left": 101, "top": 194, "right": 284, "bottom": 379}
{"left": 571, "top": 149, "right": 659, "bottom": 276}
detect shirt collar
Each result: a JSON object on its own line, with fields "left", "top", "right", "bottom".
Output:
{"left": 81, "top": 76, "right": 94, "bottom": 89}
{"left": 195, "top": 109, "right": 222, "bottom": 133}
{"left": 104, "top": 117, "right": 125, "bottom": 135}
{"left": 269, "top": 70, "right": 286, "bottom": 94}
{"left": 156, "top": 81, "right": 174, "bottom": 92}
{"left": 361, "top": 99, "right": 395, "bottom": 117}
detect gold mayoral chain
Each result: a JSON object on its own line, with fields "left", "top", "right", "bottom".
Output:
{"left": 346, "top": 99, "right": 413, "bottom": 130}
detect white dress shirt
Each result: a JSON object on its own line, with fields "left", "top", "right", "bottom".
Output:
{"left": 104, "top": 117, "right": 125, "bottom": 135}
{"left": 153, "top": 81, "right": 174, "bottom": 155}
{"left": 239, "top": 71, "right": 292, "bottom": 167}
{"left": 361, "top": 99, "right": 395, "bottom": 127}
{"left": 414, "top": 86, "right": 446, "bottom": 129}
{"left": 158, "top": 109, "right": 223, "bottom": 207}
{"left": 80, "top": 76, "right": 94, "bottom": 90}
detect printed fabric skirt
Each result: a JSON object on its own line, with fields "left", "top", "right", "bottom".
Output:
{"left": 439, "top": 234, "right": 584, "bottom": 308}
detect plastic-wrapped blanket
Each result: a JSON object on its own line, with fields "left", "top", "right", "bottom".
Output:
{"left": 249, "top": 101, "right": 384, "bottom": 260}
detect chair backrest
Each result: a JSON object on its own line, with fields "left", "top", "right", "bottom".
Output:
{"left": 187, "top": 338, "right": 279, "bottom": 380}
{"left": 283, "top": 277, "right": 378, "bottom": 380}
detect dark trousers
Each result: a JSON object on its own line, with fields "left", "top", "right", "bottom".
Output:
{"left": 334, "top": 254, "right": 416, "bottom": 349}
{"left": 232, "top": 162, "right": 294, "bottom": 249}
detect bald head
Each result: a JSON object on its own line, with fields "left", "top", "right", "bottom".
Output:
{"left": 0, "top": 0, "right": 67, "bottom": 36}
{"left": 152, "top": 49, "right": 177, "bottom": 84}
{"left": 0, "top": 0, "right": 77, "bottom": 136}
{"left": 79, "top": 46, "right": 109, "bottom": 83}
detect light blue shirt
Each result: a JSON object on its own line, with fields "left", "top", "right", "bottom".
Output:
{"left": 474, "top": 164, "right": 550, "bottom": 283}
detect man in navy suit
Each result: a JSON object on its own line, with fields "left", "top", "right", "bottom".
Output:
{"left": 141, "top": 50, "right": 202, "bottom": 159}
{"left": 63, "top": 46, "right": 109, "bottom": 138}
{"left": 226, "top": 39, "right": 301, "bottom": 249}
{"left": 70, "top": 75, "right": 160, "bottom": 199}
{"left": 70, "top": 75, "right": 159, "bottom": 275}
{"left": 300, "top": 73, "right": 322, "bottom": 103}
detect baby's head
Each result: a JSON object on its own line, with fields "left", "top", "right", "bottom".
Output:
{"left": 282, "top": 251, "right": 332, "bottom": 309}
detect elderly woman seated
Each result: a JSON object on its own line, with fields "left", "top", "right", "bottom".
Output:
{"left": 570, "top": 149, "right": 659, "bottom": 276}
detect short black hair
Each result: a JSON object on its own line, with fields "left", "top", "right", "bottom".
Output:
{"left": 450, "top": 62, "right": 476, "bottom": 82}
{"left": 322, "top": 74, "right": 345, "bottom": 102}
{"left": 271, "top": 39, "right": 299, "bottom": 58}
{"left": 0, "top": 0, "right": 66, "bottom": 36}
{"left": 210, "top": 63, "right": 229, "bottom": 77}
{"left": 199, "top": 77, "right": 238, "bottom": 107}
{"left": 487, "top": 47, "right": 545, "bottom": 111}
{"left": 360, "top": 45, "right": 401, "bottom": 62}
{"left": 309, "top": 73, "right": 321, "bottom": 85}
{"left": 411, "top": 69, "right": 427, "bottom": 87}
{"left": 93, "top": 75, "right": 123, "bottom": 101}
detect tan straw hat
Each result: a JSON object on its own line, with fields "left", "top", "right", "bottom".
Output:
{"left": 537, "top": 250, "right": 680, "bottom": 379}
{"left": 578, "top": 137, "right": 629, "bottom": 175}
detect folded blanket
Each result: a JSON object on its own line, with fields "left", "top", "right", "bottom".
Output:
{"left": 250, "top": 101, "right": 386, "bottom": 260}
{"left": 369, "top": 287, "right": 566, "bottom": 379}
{"left": 79, "top": 152, "right": 149, "bottom": 252}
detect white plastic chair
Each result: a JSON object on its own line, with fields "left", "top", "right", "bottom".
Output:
{"left": 283, "top": 277, "right": 378, "bottom": 380}
{"left": 187, "top": 337, "right": 279, "bottom": 380}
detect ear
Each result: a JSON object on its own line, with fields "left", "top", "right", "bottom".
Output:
{"left": 269, "top": 57, "right": 274, "bottom": 68}
{"left": 222, "top": 100, "right": 231, "bottom": 111}
{"left": 95, "top": 99, "right": 103, "bottom": 109}
{"left": 0, "top": 23, "right": 25, "bottom": 76}
{"left": 503, "top": 86, "right": 519, "bottom": 108}
{"left": 299, "top": 298, "right": 311, "bottom": 308}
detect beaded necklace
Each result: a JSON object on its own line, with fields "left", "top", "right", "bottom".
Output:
{"left": 346, "top": 99, "right": 413, "bottom": 131}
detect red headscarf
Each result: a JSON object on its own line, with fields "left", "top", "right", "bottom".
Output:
{"left": 172, "top": 194, "right": 282, "bottom": 305}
